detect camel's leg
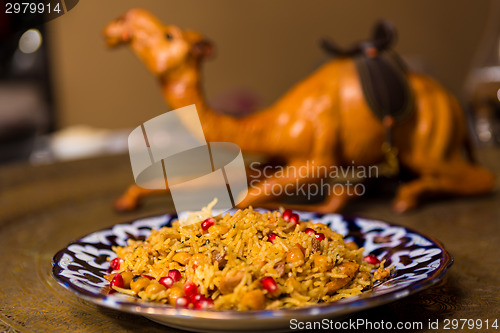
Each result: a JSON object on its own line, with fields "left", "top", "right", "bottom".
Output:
{"left": 114, "top": 185, "right": 167, "bottom": 211}
{"left": 393, "top": 162, "right": 494, "bottom": 213}
{"left": 255, "top": 186, "right": 356, "bottom": 214}
{"left": 114, "top": 162, "right": 273, "bottom": 212}
{"left": 237, "top": 159, "right": 357, "bottom": 213}
{"left": 238, "top": 160, "right": 324, "bottom": 208}
{"left": 393, "top": 76, "right": 495, "bottom": 213}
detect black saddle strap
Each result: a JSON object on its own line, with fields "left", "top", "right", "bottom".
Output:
{"left": 321, "top": 20, "right": 413, "bottom": 175}
{"left": 320, "top": 20, "right": 397, "bottom": 58}
{"left": 354, "top": 50, "right": 414, "bottom": 126}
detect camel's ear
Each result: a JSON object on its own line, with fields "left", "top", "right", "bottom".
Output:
{"left": 372, "top": 20, "right": 397, "bottom": 50}
{"left": 192, "top": 39, "right": 214, "bottom": 59}
{"left": 184, "top": 30, "right": 215, "bottom": 60}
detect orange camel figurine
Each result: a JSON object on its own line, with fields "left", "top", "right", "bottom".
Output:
{"left": 104, "top": 9, "right": 494, "bottom": 213}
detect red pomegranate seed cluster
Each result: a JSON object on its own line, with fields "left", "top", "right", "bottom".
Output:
{"left": 289, "top": 214, "right": 299, "bottom": 225}
{"left": 107, "top": 268, "right": 214, "bottom": 310}
{"left": 304, "top": 228, "right": 316, "bottom": 236}
{"left": 159, "top": 269, "right": 182, "bottom": 289}
{"left": 364, "top": 254, "right": 380, "bottom": 265}
{"left": 168, "top": 269, "right": 181, "bottom": 282}
{"left": 267, "top": 232, "right": 278, "bottom": 244}
{"left": 110, "top": 257, "right": 122, "bottom": 271}
{"left": 260, "top": 276, "right": 278, "bottom": 294}
{"left": 191, "top": 294, "right": 204, "bottom": 303}
{"left": 201, "top": 217, "right": 216, "bottom": 231}
{"left": 314, "top": 233, "right": 325, "bottom": 241}
{"left": 176, "top": 296, "right": 190, "bottom": 308}
{"left": 282, "top": 209, "right": 300, "bottom": 226}
{"left": 174, "top": 281, "right": 214, "bottom": 309}
{"left": 303, "top": 227, "right": 325, "bottom": 241}
{"left": 282, "top": 209, "right": 293, "bottom": 221}
{"left": 268, "top": 210, "right": 301, "bottom": 245}
{"left": 193, "top": 297, "right": 214, "bottom": 309}
{"left": 184, "top": 281, "right": 198, "bottom": 297}
{"left": 110, "top": 273, "right": 124, "bottom": 289}
{"left": 159, "top": 276, "right": 174, "bottom": 289}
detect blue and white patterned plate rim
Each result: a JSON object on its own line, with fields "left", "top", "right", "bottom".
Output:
{"left": 52, "top": 210, "right": 453, "bottom": 320}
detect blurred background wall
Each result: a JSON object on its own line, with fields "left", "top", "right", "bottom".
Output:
{"left": 46, "top": 0, "right": 492, "bottom": 130}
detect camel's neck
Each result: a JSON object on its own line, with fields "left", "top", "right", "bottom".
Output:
{"left": 159, "top": 64, "right": 208, "bottom": 115}
{"left": 159, "top": 63, "right": 251, "bottom": 144}
{"left": 159, "top": 64, "right": 211, "bottom": 142}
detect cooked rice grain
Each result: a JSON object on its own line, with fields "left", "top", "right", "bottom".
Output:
{"left": 111, "top": 207, "right": 389, "bottom": 310}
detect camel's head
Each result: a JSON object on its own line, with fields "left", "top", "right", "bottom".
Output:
{"left": 103, "top": 9, "right": 214, "bottom": 76}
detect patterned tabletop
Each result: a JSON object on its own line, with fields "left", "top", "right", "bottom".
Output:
{"left": 0, "top": 149, "right": 499, "bottom": 332}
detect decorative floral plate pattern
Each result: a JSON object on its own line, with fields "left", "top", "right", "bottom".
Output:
{"left": 52, "top": 211, "right": 453, "bottom": 332}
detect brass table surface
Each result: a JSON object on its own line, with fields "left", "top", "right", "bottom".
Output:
{"left": 0, "top": 149, "right": 499, "bottom": 332}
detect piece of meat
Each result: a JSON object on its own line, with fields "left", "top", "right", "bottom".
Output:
{"left": 313, "top": 254, "right": 331, "bottom": 272}
{"left": 219, "top": 270, "right": 244, "bottom": 294}
{"left": 374, "top": 266, "right": 390, "bottom": 280}
{"left": 274, "top": 260, "right": 286, "bottom": 277}
{"left": 326, "top": 262, "right": 359, "bottom": 295}
{"left": 240, "top": 290, "right": 265, "bottom": 310}
{"left": 358, "top": 271, "right": 373, "bottom": 289}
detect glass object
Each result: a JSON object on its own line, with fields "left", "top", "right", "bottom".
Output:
{"left": 465, "top": 1, "right": 500, "bottom": 145}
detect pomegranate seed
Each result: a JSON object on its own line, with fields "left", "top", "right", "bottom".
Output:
{"left": 282, "top": 209, "right": 293, "bottom": 222}
{"left": 159, "top": 276, "right": 174, "bottom": 289}
{"left": 194, "top": 298, "right": 214, "bottom": 309}
{"left": 267, "top": 232, "right": 278, "bottom": 244}
{"left": 176, "top": 296, "right": 190, "bottom": 308}
{"left": 190, "top": 294, "right": 206, "bottom": 302}
{"left": 304, "top": 228, "right": 316, "bottom": 236}
{"left": 110, "top": 258, "right": 121, "bottom": 271}
{"left": 168, "top": 269, "right": 181, "bottom": 282}
{"left": 110, "top": 273, "right": 124, "bottom": 289}
{"left": 289, "top": 213, "right": 300, "bottom": 225}
{"left": 184, "top": 281, "right": 198, "bottom": 297}
{"left": 201, "top": 217, "right": 216, "bottom": 231}
{"left": 142, "top": 275, "right": 154, "bottom": 280}
{"left": 314, "top": 233, "right": 325, "bottom": 242}
{"left": 364, "top": 254, "right": 380, "bottom": 265}
{"left": 260, "top": 276, "right": 278, "bottom": 294}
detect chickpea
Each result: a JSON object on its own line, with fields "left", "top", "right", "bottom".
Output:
{"left": 286, "top": 245, "right": 305, "bottom": 264}
{"left": 103, "top": 274, "right": 114, "bottom": 282}
{"left": 191, "top": 253, "right": 207, "bottom": 267}
{"left": 241, "top": 290, "right": 265, "bottom": 310}
{"left": 121, "top": 271, "right": 134, "bottom": 288}
{"left": 130, "top": 276, "right": 151, "bottom": 293}
{"left": 313, "top": 255, "right": 331, "bottom": 272}
{"left": 173, "top": 252, "right": 191, "bottom": 266}
{"left": 209, "top": 224, "right": 229, "bottom": 236}
{"left": 145, "top": 281, "right": 167, "bottom": 295}
{"left": 168, "top": 286, "right": 184, "bottom": 306}
{"left": 345, "top": 241, "right": 359, "bottom": 251}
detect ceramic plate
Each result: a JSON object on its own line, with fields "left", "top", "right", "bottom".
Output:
{"left": 52, "top": 211, "right": 452, "bottom": 332}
